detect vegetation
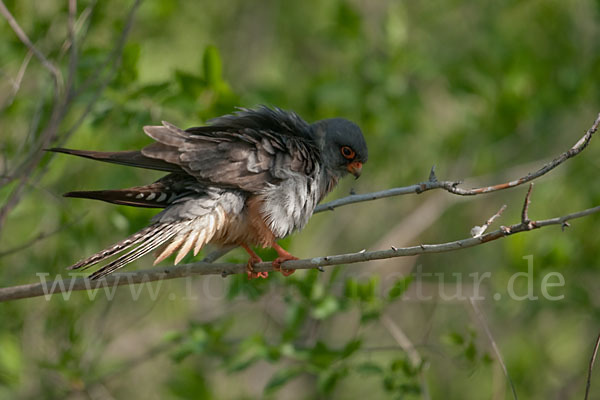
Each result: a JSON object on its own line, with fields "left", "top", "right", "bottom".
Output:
{"left": 1, "top": 0, "right": 600, "bottom": 398}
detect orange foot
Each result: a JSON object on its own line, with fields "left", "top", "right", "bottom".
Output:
{"left": 272, "top": 243, "right": 298, "bottom": 276}
{"left": 241, "top": 244, "right": 268, "bottom": 280}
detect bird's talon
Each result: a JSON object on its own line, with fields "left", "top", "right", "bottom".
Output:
{"left": 272, "top": 256, "right": 298, "bottom": 277}
{"left": 243, "top": 244, "right": 267, "bottom": 280}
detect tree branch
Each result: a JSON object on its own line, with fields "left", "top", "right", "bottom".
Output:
{"left": 0, "top": 0, "right": 64, "bottom": 92}
{"left": 469, "top": 298, "right": 518, "bottom": 400}
{"left": 2, "top": 200, "right": 599, "bottom": 302}
{"left": 0, "top": 0, "right": 142, "bottom": 240}
{"left": 584, "top": 331, "right": 600, "bottom": 400}
{"left": 315, "top": 113, "right": 600, "bottom": 213}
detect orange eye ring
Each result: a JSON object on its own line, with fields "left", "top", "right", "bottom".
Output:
{"left": 340, "top": 146, "right": 355, "bottom": 159}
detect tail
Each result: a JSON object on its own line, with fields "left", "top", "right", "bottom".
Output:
{"left": 48, "top": 148, "right": 182, "bottom": 173}
{"left": 63, "top": 173, "right": 199, "bottom": 209}
{"left": 70, "top": 203, "right": 227, "bottom": 280}
{"left": 64, "top": 190, "right": 167, "bottom": 208}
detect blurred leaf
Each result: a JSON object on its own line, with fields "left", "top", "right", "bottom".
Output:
{"left": 311, "top": 295, "right": 339, "bottom": 320}
{"left": 355, "top": 361, "right": 384, "bottom": 376}
{"left": 283, "top": 303, "right": 308, "bottom": 341}
{"left": 167, "top": 367, "right": 212, "bottom": 400}
{"left": 318, "top": 366, "right": 349, "bottom": 394}
{"left": 113, "top": 42, "right": 140, "bottom": 87}
{"left": 341, "top": 338, "right": 362, "bottom": 359}
{"left": 387, "top": 275, "right": 414, "bottom": 301}
{"left": 0, "top": 334, "right": 21, "bottom": 387}
{"left": 202, "top": 45, "right": 223, "bottom": 88}
{"left": 264, "top": 366, "right": 303, "bottom": 395}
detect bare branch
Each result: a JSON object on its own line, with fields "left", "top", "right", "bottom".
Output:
{"left": 471, "top": 204, "right": 507, "bottom": 238}
{"left": 68, "top": 0, "right": 142, "bottom": 103}
{"left": 2, "top": 50, "right": 32, "bottom": 109}
{"left": 0, "top": 103, "right": 63, "bottom": 235}
{"left": 584, "top": 331, "right": 600, "bottom": 400}
{"left": 1, "top": 203, "right": 599, "bottom": 302}
{"left": 0, "top": 0, "right": 64, "bottom": 92}
{"left": 65, "top": 0, "right": 78, "bottom": 97}
{"left": 469, "top": 298, "right": 518, "bottom": 400}
{"left": 0, "top": 0, "right": 142, "bottom": 238}
{"left": 381, "top": 314, "right": 430, "bottom": 400}
{"left": 521, "top": 183, "right": 534, "bottom": 224}
{"left": 316, "top": 113, "right": 600, "bottom": 213}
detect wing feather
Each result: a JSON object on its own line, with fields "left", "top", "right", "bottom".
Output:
{"left": 141, "top": 119, "right": 320, "bottom": 193}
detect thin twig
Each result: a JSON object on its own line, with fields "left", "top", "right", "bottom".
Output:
{"left": 0, "top": 0, "right": 142, "bottom": 239}
{"left": 521, "top": 183, "right": 534, "bottom": 224}
{"left": 1, "top": 203, "right": 599, "bottom": 302}
{"left": 315, "top": 113, "right": 600, "bottom": 213}
{"left": 57, "top": 0, "right": 142, "bottom": 144}
{"left": 381, "top": 314, "right": 430, "bottom": 400}
{"left": 0, "top": 0, "right": 63, "bottom": 92}
{"left": 584, "top": 331, "right": 600, "bottom": 400}
{"left": 471, "top": 204, "right": 507, "bottom": 238}
{"left": 68, "top": 0, "right": 142, "bottom": 102}
{"left": 469, "top": 298, "right": 518, "bottom": 400}
{"left": 65, "top": 0, "right": 78, "bottom": 97}
{"left": 2, "top": 50, "right": 32, "bottom": 109}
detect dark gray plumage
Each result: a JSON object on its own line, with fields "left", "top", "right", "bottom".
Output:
{"left": 51, "top": 106, "right": 368, "bottom": 279}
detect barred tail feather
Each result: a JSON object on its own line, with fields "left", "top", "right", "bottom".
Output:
{"left": 68, "top": 224, "right": 165, "bottom": 271}
{"left": 88, "top": 224, "right": 181, "bottom": 280}
{"left": 69, "top": 205, "right": 228, "bottom": 279}
{"left": 153, "top": 206, "right": 227, "bottom": 266}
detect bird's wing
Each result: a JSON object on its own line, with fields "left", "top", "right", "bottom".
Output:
{"left": 141, "top": 120, "right": 319, "bottom": 193}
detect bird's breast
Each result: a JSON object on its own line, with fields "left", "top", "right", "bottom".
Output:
{"left": 258, "top": 172, "right": 322, "bottom": 239}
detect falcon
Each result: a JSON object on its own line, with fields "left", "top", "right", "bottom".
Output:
{"left": 51, "top": 106, "right": 368, "bottom": 279}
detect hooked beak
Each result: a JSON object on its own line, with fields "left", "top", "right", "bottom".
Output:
{"left": 347, "top": 161, "right": 363, "bottom": 179}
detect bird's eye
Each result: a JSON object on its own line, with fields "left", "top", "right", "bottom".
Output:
{"left": 340, "top": 146, "right": 355, "bottom": 159}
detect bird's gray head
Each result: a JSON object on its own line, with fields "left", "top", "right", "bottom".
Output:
{"left": 311, "top": 118, "right": 368, "bottom": 179}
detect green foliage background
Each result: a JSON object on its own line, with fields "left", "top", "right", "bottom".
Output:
{"left": 1, "top": 0, "right": 600, "bottom": 398}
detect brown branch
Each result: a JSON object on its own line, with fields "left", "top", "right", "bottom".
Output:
{"left": 584, "top": 331, "right": 600, "bottom": 400}
{"left": 316, "top": 113, "right": 600, "bottom": 213}
{"left": 521, "top": 183, "right": 534, "bottom": 225}
{"left": 1, "top": 202, "right": 599, "bottom": 302}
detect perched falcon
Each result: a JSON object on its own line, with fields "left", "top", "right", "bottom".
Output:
{"left": 52, "top": 106, "right": 368, "bottom": 279}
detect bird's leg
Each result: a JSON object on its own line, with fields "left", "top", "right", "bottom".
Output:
{"left": 241, "top": 244, "right": 268, "bottom": 279}
{"left": 271, "top": 242, "right": 298, "bottom": 276}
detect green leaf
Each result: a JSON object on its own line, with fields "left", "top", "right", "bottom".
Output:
{"left": 465, "top": 341, "right": 477, "bottom": 362}
{"left": 264, "top": 367, "right": 303, "bottom": 394}
{"left": 175, "top": 69, "right": 206, "bottom": 98}
{"left": 283, "top": 303, "right": 308, "bottom": 341}
{"left": 203, "top": 45, "right": 223, "bottom": 87}
{"left": 446, "top": 331, "right": 465, "bottom": 346}
{"left": 387, "top": 275, "right": 413, "bottom": 301}
{"left": 344, "top": 278, "right": 359, "bottom": 300}
{"left": 113, "top": 42, "right": 140, "bottom": 87}
{"left": 0, "top": 334, "right": 22, "bottom": 386}
{"left": 355, "top": 362, "right": 384, "bottom": 376}
{"left": 318, "top": 366, "right": 348, "bottom": 394}
{"left": 341, "top": 339, "right": 362, "bottom": 359}
{"left": 308, "top": 342, "right": 339, "bottom": 369}
{"left": 311, "top": 295, "right": 339, "bottom": 320}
